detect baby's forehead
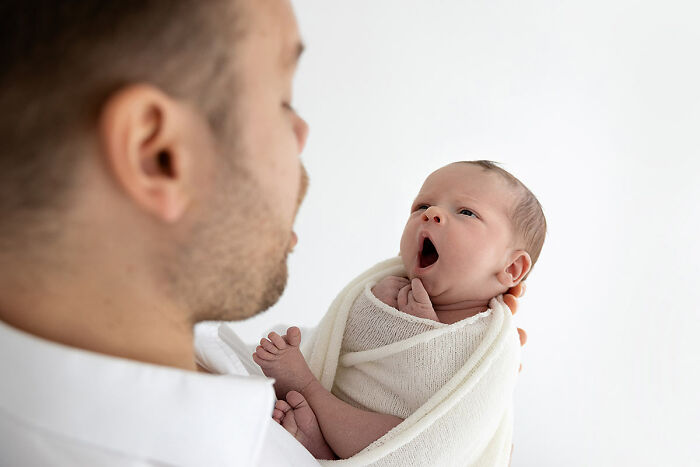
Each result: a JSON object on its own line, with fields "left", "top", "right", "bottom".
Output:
{"left": 421, "top": 164, "right": 514, "bottom": 198}
{"left": 417, "top": 164, "right": 520, "bottom": 222}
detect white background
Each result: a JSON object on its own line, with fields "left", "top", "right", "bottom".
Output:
{"left": 230, "top": 1, "right": 700, "bottom": 465}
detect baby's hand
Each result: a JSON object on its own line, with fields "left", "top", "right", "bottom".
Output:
{"left": 397, "top": 278, "right": 438, "bottom": 321}
{"left": 371, "top": 275, "right": 410, "bottom": 308}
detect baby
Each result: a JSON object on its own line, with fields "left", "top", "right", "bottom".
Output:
{"left": 253, "top": 161, "right": 546, "bottom": 461}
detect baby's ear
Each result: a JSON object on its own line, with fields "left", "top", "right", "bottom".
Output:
{"left": 497, "top": 250, "right": 532, "bottom": 288}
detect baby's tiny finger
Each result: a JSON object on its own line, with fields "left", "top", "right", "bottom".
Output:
{"left": 410, "top": 278, "right": 431, "bottom": 304}
{"left": 397, "top": 284, "right": 410, "bottom": 309}
{"left": 407, "top": 290, "right": 415, "bottom": 305}
{"left": 387, "top": 276, "right": 409, "bottom": 289}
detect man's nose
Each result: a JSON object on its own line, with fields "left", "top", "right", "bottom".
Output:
{"left": 422, "top": 207, "right": 443, "bottom": 224}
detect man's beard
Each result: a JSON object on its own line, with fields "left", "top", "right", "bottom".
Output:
{"left": 167, "top": 173, "right": 296, "bottom": 323}
{"left": 255, "top": 248, "right": 289, "bottom": 314}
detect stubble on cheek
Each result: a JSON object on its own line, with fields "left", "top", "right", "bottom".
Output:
{"left": 169, "top": 160, "right": 308, "bottom": 323}
{"left": 162, "top": 166, "right": 278, "bottom": 321}
{"left": 255, "top": 164, "right": 309, "bottom": 312}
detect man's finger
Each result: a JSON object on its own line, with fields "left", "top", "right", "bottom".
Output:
{"left": 503, "top": 294, "right": 518, "bottom": 315}
{"left": 410, "top": 278, "right": 431, "bottom": 304}
{"left": 517, "top": 328, "right": 527, "bottom": 346}
{"left": 508, "top": 282, "right": 525, "bottom": 298}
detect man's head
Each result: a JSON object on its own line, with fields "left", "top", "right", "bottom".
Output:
{"left": 399, "top": 161, "right": 546, "bottom": 305}
{"left": 0, "top": 0, "right": 309, "bottom": 322}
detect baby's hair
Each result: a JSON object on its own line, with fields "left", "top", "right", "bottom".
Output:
{"left": 459, "top": 160, "right": 547, "bottom": 280}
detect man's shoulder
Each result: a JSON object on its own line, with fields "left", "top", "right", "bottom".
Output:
{"left": 0, "top": 319, "right": 277, "bottom": 466}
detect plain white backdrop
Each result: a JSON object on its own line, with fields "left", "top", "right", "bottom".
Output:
{"left": 229, "top": 1, "right": 700, "bottom": 465}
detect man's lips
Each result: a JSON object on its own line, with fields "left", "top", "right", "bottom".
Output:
{"left": 417, "top": 232, "right": 439, "bottom": 269}
{"left": 288, "top": 231, "right": 298, "bottom": 252}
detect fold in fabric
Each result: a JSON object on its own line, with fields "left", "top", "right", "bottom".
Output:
{"left": 301, "top": 257, "right": 520, "bottom": 466}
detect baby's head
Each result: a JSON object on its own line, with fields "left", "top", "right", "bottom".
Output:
{"left": 399, "top": 161, "right": 546, "bottom": 306}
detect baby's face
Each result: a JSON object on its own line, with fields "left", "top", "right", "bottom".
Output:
{"left": 399, "top": 163, "right": 518, "bottom": 305}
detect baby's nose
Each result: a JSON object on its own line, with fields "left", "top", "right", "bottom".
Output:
{"left": 422, "top": 208, "right": 442, "bottom": 224}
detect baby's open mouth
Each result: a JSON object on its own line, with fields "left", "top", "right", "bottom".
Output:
{"left": 419, "top": 237, "right": 439, "bottom": 268}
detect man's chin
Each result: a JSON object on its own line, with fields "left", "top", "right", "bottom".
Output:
{"left": 219, "top": 256, "right": 289, "bottom": 322}
{"left": 255, "top": 259, "right": 289, "bottom": 314}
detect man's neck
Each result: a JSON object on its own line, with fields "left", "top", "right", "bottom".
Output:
{"left": 0, "top": 260, "right": 198, "bottom": 371}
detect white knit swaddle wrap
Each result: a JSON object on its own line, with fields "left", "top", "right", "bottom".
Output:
{"left": 301, "top": 257, "right": 521, "bottom": 466}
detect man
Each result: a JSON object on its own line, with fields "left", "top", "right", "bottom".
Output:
{"left": 0, "top": 1, "right": 525, "bottom": 465}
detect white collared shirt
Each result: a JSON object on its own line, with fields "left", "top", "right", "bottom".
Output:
{"left": 0, "top": 319, "right": 319, "bottom": 466}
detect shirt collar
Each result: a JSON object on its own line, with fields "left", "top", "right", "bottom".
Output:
{"left": 0, "top": 319, "right": 275, "bottom": 467}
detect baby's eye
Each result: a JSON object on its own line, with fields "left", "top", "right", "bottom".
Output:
{"left": 415, "top": 204, "right": 429, "bottom": 211}
{"left": 459, "top": 209, "right": 477, "bottom": 218}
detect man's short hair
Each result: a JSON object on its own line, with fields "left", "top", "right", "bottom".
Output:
{"left": 0, "top": 0, "right": 243, "bottom": 238}
{"left": 461, "top": 160, "right": 547, "bottom": 279}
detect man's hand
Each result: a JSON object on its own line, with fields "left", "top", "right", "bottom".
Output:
{"left": 371, "top": 275, "right": 410, "bottom": 308}
{"left": 503, "top": 282, "right": 527, "bottom": 371}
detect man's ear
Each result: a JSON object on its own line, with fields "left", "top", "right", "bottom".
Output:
{"left": 98, "top": 84, "right": 193, "bottom": 222}
{"left": 497, "top": 250, "right": 532, "bottom": 288}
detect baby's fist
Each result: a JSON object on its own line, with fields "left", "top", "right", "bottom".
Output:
{"left": 397, "top": 278, "right": 438, "bottom": 321}
{"left": 371, "top": 276, "right": 410, "bottom": 308}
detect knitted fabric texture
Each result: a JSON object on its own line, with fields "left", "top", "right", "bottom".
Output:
{"left": 301, "top": 257, "right": 521, "bottom": 467}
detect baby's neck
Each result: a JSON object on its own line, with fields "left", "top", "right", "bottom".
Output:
{"left": 433, "top": 298, "right": 491, "bottom": 325}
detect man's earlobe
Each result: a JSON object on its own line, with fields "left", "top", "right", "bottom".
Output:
{"left": 98, "top": 84, "right": 191, "bottom": 222}
{"left": 497, "top": 250, "right": 532, "bottom": 288}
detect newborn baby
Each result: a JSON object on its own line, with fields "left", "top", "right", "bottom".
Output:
{"left": 253, "top": 161, "right": 546, "bottom": 462}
